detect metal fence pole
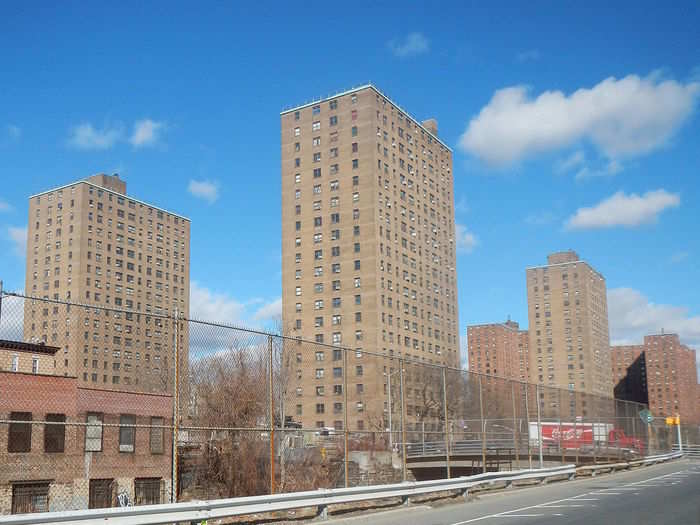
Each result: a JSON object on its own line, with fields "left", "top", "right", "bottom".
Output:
{"left": 399, "top": 359, "right": 407, "bottom": 482}
{"left": 343, "top": 347, "right": 349, "bottom": 488}
{"left": 171, "top": 310, "right": 180, "bottom": 503}
{"left": 536, "top": 384, "right": 543, "bottom": 469}
{"left": 442, "top": 367, "right": 451, "bottom": 479}
{"left": 478, "top": 375, "right": 486, "bottom": 473}
{"left": 524, "top": 383, "right": 532, "bottom": 469}
{"left": 268, "top": 335, "right": 275, "bottom": 494}
{"left": 559, "top": 389, "right": 564, "bottom": 464}
{"left": 511, "top": 382, "right": 519, "bottom": 469}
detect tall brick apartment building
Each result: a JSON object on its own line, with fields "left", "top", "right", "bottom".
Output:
{"left": 23, "top": 174, "right": 190, "bottom": 394}
{"left": 611, "top": 333, "right": 699, "bottom": 424}
{"left": 526, "top": 251, "right": 613, "bottom": 414}
{"left": 466, "top": 320, "right": 529, "bottom": 382}
{"left": 281, "top": 85, "right": 459, "bottom": 430}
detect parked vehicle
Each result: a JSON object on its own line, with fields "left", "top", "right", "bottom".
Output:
{"left": 529, "top": 421, "right": 644, "bottom": 454}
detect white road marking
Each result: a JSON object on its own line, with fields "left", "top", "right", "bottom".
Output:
{"left": 452, "top": 495, "right": 584, "bottom": 524}
{"left": 450, "top": 465, "right": 690, "bottom": 525}
{"left": 539, "top": 504, "right": 593, "bottom": 508}
{"left": 566, "top": 498, "right": 598, "bottom": 501}
{"left": 499, "top": 515, "right": 546, "bottom": 518}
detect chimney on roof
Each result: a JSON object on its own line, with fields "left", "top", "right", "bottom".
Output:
{"left": 422, "top": 118, "right": 438, "bottom": 136}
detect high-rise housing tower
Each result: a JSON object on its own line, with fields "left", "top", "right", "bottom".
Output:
{"left": 467, "top": 320, "right": 529, "bottom": 381}
{"left": 281, "top": 85, "right": 459, "bottom": 430}
{"left": 612, "top": 333, "right": 699, "bottom": 424}
{"left": 23, "top": 174, "right": 190, "bottom": 394}
{"left": 526, "top": 251, "right": 612, "bottom": 406}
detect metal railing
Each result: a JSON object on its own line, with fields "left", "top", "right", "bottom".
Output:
{"left": 0, "top": 464, "right": 577, "bottom": 525}
{"left": 674, "top": 444, "right": 700, "bottom": 459}
{"left": 0, "top": 451, "right": 683, "bottom": 525}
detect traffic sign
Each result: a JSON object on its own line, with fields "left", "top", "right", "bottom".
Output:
{"left": 639, "top": 409, "right": 653, "bottom": 424}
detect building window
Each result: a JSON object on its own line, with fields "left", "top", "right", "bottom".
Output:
{"left": 32, "top": 357, "right": 39, "bottom": 374}
{"left": 8, "top": 412, "right": 32, "bottom": 453}
{"left": 134, "top": 478, "right": 161, "bottom": 506}
{"left": 150, "top": 417, "right": 164, "bottom": 454}
{"left": 119, "top": 414, "right": 136, "bottom": 453}
{"left": 351, "top": 126, "right": 358, "bottom": 137}
{"left": 294, "top": 111, "right": 300, "bottom": 120}
{"left": 294, "top": 127, "right": 300, "bottom": 136}
{"left": 85, "top": 412, "right": 103, "bottom": 452}
{"left": 44, "top": 414, "right": 66, "bottom": 453}
{"left": 89, "top": 479, "right": 114, "bottom": 509}
{"left": 11, "top": 354, "right": 18, "bottom": 372}
{"left": 312, "top": 104, "right": 321, "bottom": 115}
{"left": 11, "top": 482, "right": 49, "bottom": 514}
{"left": 329, "top": 100, "right": 338, "bottom": 110}
{"left": 329, "top": 116, "right": 338, "bottom": 126}
{"left": 312, "top": 121, "right": 321, "bottom": 131}
{"left": 352, "top": 159, "right": 359, "bottom": 169}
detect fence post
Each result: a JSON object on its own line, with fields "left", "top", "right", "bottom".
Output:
{"left": 399, "top": 359, "right": 407, "bottom": 482}
{"left": 536, "top": 384, "right": 543, "bottom": 469}
{"left": 171, "top": 309, "right": 180, "bottom": 503}
{"left": 442, "top": 367, "right": 451, "bottom": 479}
{"left": 511, "top": 382, "right": 519, "bottom": 469}
{"left": 478, "top": 375, "right": 486, "bottom": 473}
{"left": 524, "top": 383, "right": 532, "bottom": 469}
{"left": 268, "top": 335, "right": 275, "bottom": 494}
{"left": 343, "top": 347, "right": 349, "bottom": 488}
{"left": 559, "top": 389, "right": 564, "bottom": 464}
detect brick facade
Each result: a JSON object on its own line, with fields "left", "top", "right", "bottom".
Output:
{"left": 0, "top": 371, "right": 172, "bottom": 514}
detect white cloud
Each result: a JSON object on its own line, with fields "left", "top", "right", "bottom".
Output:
{"left": 253, "top": 298, "right": 282, "bottom": 322}
{"left": 516, "top": 49, "right": 541, "bottom": 62}
{"left": 190, "top": 281, "right": 246, "bottom": 324}
{"left": 6, "top": 124, "right": 21, "bottom": 139}
{"left": 565, "top": 189, "right": 680, "bottom": 230}
{"left": 388, "top": 32, "right": 429, "bottom": 58}
{"left": 187, "top": 179, "right": 219, "bottom": 203}
{"left": 455, "top": 196, "right": 469, "bottom": 214}
{"left": 459, "top": 73, "right": 700, "bottom": 166}
{"left": 0, "top": 199, "right": 12, "bottom": 212}
{"left": 609, "top": 288, "right": 700, "bottom": 352}
{"left": 0, "top": 294, "right": 24, "bottom": 341}
{"left": 455, "top": 223, "right": 478, "bottom": 253}
{"left": 555, "top": 150, "right": 586, "bottom": 174}
{"left": 129, "top": 119, "right": 165, "bottom": 148}
{"left": 68, "top": 122, "right": 123, "bottom": 150}
{"left": 7, "top": 226, "right": 26, "bottom": 256}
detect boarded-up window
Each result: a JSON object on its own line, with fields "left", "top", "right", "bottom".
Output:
{"left": 89, "top": 479, "right": 114, "bottom": 509}
{"left": 8, "top": 412, "right": 32, "bottom": 453}
{"left": 150, "top": 417, "right": 164, "bottom": 454}
{"left": 85, "top": 413, "right": 103, "bottom": 452}
{"left": 44, "top": 413, "right": 66, "bottom": 453}
{"left": 119, "top": 414, "right": 135, "bottom": 452}
{"left": 11, "top": 482, "right": 49, "bottom": 514}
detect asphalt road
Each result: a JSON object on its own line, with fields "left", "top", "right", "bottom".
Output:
{"left": 328, "top": 459, "right": 700, "bottom": 525}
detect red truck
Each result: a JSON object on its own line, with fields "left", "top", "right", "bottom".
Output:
{"left": 529, "top": 422, "right": 644, "bottom": 454}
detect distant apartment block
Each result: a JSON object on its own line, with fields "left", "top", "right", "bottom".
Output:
{"left": 23, "top": 174, "right": 190, "bottom": 394}
{"left": 611, "top": 333, "right": 699, "bottom": 424}
{"left": 526, "top": 251, "right": 613, "bottom": 408}
{"left": 281, "top": 85, "right": 459, "bottom": 430}
{"left": 466, "top": 320, "right": 529, "bottom": 381}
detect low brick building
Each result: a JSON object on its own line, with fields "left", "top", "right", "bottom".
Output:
{"left": 0, "top": 339, "right": 59, "bottom": 376}
{"left": 0, "top": 369, "right": 172, "bottom": 515}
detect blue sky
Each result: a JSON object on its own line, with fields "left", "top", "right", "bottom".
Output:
{"left": 1, "top": 2, "right": 699, "bottom": 371}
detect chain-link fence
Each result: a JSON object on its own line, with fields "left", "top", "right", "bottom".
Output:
{"left": 0, "top": 291, "right": 692, "bottom": 516}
